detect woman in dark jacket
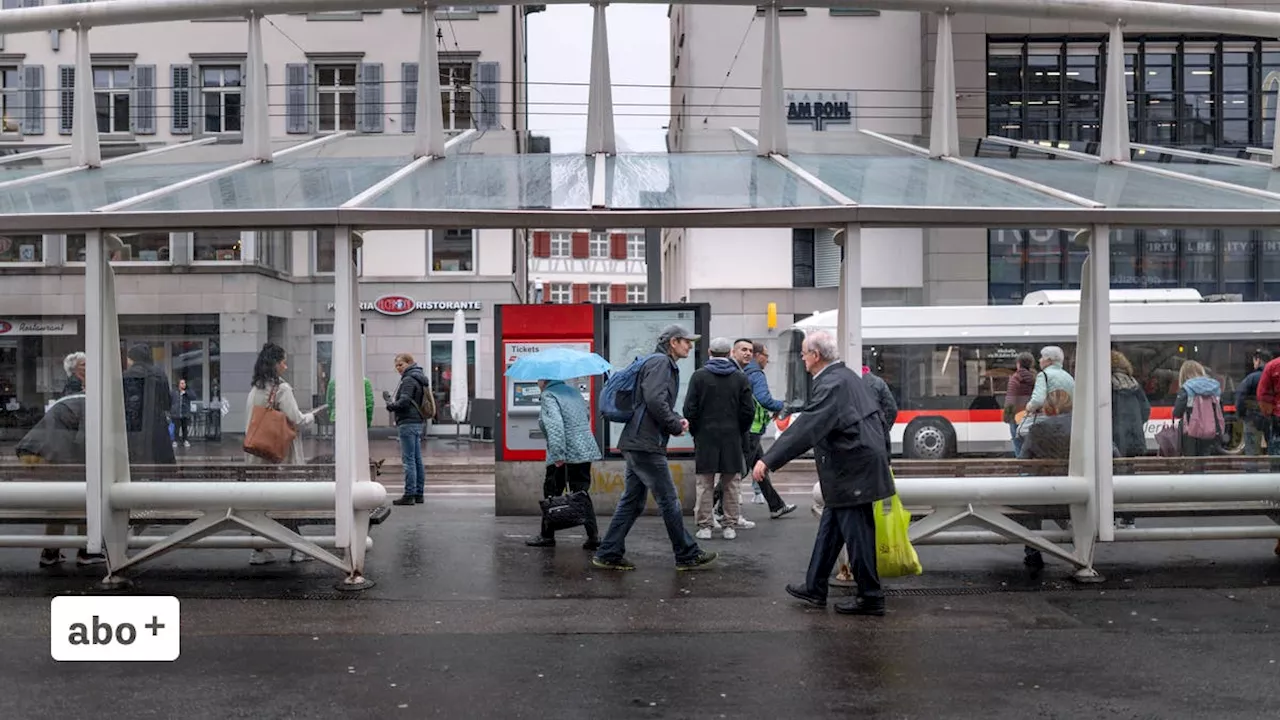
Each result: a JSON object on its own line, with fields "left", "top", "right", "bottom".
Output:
{"left": 1111, "top": 350, "right": 1150, "bottom": 458}
{"left": 122, "top": 344, "right": 176, "bottom": 465}
{"left": 683, "top": 339, "right": 755, "bottom": 539}
{"left": 1004, "top": 352, "right": 1037, "bottom": 457}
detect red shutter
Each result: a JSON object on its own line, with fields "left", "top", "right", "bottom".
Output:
{"left": 610, "top": 283, "right": 628, "bottom": 303}
{"left": 532, "top": 231, "right": 551, "bottom": 258}
{"left": 571, "top": 232, "right": 589, "bottom": 259}
{"left": 571, "top": 283, "right": 589, "bottom": 304}
{"left": 610, "top": 233, "right": 627, "bottom": 260}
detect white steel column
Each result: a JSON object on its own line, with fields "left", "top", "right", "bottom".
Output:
{"left": 71, "top": 24, "right": 101, "bottom": 168}
{"left": 756, "top": 3, "right": 787, "bottom": 156}
{"left": 929, "top": 11, "right": 958, "bottom": 158}
{"left": 835, "top": 225, "right": 863, "bottom": 371}
{"left": 414, "top": 4, "right": 446, "bottom": 158}
{"left": 1087, "top": 226, "right": 1114, "bottom": 543}
{"left": 333, "top": 226, "right": 374, "bottom": 588}
{"left": 585, "top": 2, "right": 616, "bottom": 155}
{"left": 1065, "top": 228, "right": 1106, "bottom": 581}
{"left": 1270, "top": 73, "right": 1280, "bottom": 169}
{"left": 245, "top": 11, "right": 271, "bottom": 161}
{"left": 1100, "top": 23, "right": 1131, "bottom": 163}
{"left": 85, "top": 231, "right": 131, "bottom": 577}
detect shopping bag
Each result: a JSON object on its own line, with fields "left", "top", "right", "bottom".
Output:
{"left": 1154, "top": 422, "right": 1181, "bottom": 458}
{"left": 539, "top": 491, "right": 591, "bottom": 532}
{"left": 874, "top": 494, "right": 923, "bottom": 578}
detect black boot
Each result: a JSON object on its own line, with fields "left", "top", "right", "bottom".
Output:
{"left": 413, "top": 495, "right": 425, "bottom": 504}
{"left": 392, "top": 496, "right": 416, "bottom": 506}
{"left": 526, "top": 536, "right": 556, "bottom": 547}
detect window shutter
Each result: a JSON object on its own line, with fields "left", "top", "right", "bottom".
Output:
{"left": 356, "top": 62, "right": 384, "bottom": 133}
{"left": 401, "top": 62, "right": 417, "bottom": 133}
{"left": 285, "top": 63, "right": 311, "bottom": 134}
{"left": 610, "top": 284, "right": 627, "bottom": 303}
{"left": 571, "top": 283, "right": 589, "bottom": 304}
{"left": 474, "top": 61, "right": 499, "bottom": 130}
{"left": 570, "top": 231, "right": 588, "bottom": 259}
{"left": 609, "top": 232, "right": 627, "bottom": 259}
{"left": 57, "top": 64, "right": 74, "bottom": 136}
{"left": 170, "top": 64, "right": 192, "bottom": 134}
{"left": 791, "top": 228, "right": 815, "bottom": 288}
{"left": 130, "top": 64, "right": 157, "bottom": 135}
{"left": 532, "top": 231, "right": 551, "bottom": 258}
{"left": 19, "top": 64, "right": 42, "bottom": 135}
{"left": 813, "top": 228, "right": 841, "bottom": 288}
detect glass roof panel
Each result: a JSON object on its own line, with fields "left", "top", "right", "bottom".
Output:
{"left": 535, "top": 128, "right": 762, "bottom": 154}
{"left": 971, "top": 158, "right": 1280, "bottom": 209}
{"left": 607, "top": 154, "right": 837, "bottom": 209}
{"left": 0, "top": 161, "right": 231, "bottom": 214}
{"left": 126, "top": 155, "right": 413, "bottom": 212}
{"left": 1131, "top": 163, "right": 1280, "bottom": 193}
{"left": 0, "top": 148, "right": 75, "bottom": 182}
{"left": 368, "top": 153, "right": 591, "bottom": 210}
{"left": 791, "top": 154, "right": 1075, "bottom": 207}
{"left": 782, "top": 129, "right": 919, "bottom": 157}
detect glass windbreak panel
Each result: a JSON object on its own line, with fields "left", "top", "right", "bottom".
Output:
{"left": 970, "top": 158, "right": 1280, "bottom": 209}
{"left": 370, "top": 154, "right": 591, "bottom": 210}
{"left": 792, "top": 155, "right": 1075, "bottom": 207}
{"left": 1181, "top": 229, "right": 1218, "bottom": 296}
{"left": 1262, "top": 230, "right": 1280, "bottom": 300}
{"left": 1222, "top": 229, "right": 1255, "bottom": 298}
{"left": 127, "top": 156, "right": 412, "bottom": 211}
{"left": 608, "top": 154, "right": 837, "bottom": 209}
{"left": 1, "top": 268, "right": 86, "bottom": 528}
{"left": 1111, "top": 228, "right": 1141, "bottom": 288}
{"left": 0, "top": 162, "right": 230, "bottom": 214}
{"left": 1140, "top": 229, "right": 1179, "bottom": 287}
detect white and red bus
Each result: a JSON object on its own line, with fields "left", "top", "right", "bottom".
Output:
{"left": 775, "top": 289, "right": 1280, "bottom": 459}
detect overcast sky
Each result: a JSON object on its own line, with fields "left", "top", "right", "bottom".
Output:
{"left": 526, "top": 5, "right": 670, "bottom": 152}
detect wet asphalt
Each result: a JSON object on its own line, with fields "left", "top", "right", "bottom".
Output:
{"left": 0, "top": 486, "right": 1277, "bottom": 719}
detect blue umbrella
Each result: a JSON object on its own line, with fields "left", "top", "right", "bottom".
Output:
{"left": 505, "top": 347, "right": 613, "bottom": 381}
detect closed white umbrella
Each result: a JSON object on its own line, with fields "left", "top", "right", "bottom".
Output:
{"left": 449, "top": 309, "right": 469, "bottom": 440}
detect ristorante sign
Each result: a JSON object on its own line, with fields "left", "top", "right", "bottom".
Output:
{"left": 326, "top": 296, "right": 483, "bottom": 316}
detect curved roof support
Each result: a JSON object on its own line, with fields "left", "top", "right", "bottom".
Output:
{"left": 929, "top": 11, "right": 958, "bottom": 159}
{"left": 1099, "top": 23, "right": 1131, "bottom": 164}
{"left": 757, "top": 4, "right": 786, "bottom": 156}
{"left": 585, "top": 2, "right": 615, "bottom": 156}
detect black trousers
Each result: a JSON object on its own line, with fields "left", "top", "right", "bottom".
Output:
{"left": 805, "top": 504, "right": 881, "bottom": 601}
{"left": 541, "top": 462, "right": 598, "bottom": 540}
{"left": 176, "top": 416, "right": 190, "bottom": 442}
{"left": 714, "top": 433, "right": 785, "bottom": 513}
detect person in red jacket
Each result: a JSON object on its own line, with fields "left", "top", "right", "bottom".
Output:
{"left": 1253, "top": 355, "right": 1280, "bottom": 556}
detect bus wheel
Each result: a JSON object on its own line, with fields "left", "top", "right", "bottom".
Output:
{"left": 904, "top": 418, "right": 955, "bottom": 460}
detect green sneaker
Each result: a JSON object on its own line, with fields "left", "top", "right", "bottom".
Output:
{"left": 676, "top": 551, "right": 718, "bottom": 571}
{"left": 592, "top": 555, "right": 636, "bottom": 571}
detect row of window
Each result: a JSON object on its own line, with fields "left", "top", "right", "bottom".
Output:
{"left": 0, "top": 229, "right": 478, "bottom": 276}
{"left": 987, "top": 36, "right": 1280, "bottom": 147}
{"left": 539, "top": 232, "right": 646, "bottom": 261}
{"left": 543, "top": 283, "right": 647, "bottom": 304}
{"left": 987, "top": 228, "right": 1280, "bottom": 305}
{"left": 0, "top": 59, "right": 496, "bottom": 137}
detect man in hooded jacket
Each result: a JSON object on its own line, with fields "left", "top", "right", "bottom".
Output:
{"left": 683, "top": 337, "right": 755, "bottom": 539}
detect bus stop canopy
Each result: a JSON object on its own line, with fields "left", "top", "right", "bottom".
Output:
{"left": 3, "top": 128, "right": 1280, "bottom": 234}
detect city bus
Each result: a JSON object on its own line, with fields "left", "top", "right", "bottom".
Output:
{"left": 775, "top": 290, "right": 1280, "bottom": 459}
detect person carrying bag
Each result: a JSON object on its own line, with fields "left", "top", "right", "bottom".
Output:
{"left": 243, "top": 383, "right": 298, "bottom": 464}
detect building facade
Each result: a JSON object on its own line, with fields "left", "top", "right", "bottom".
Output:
{"left": 527, "top": 229, "right": 647, "bottom": 304}
{"left": 666, "top": 2, "right": 1280, "bottom": 345}
{"left": 0, "top": 7, "right": 531, "bottom": 437}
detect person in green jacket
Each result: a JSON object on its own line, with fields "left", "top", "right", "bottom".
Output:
{"left": 327, "top": 377, "right": 375, "bottom": 428}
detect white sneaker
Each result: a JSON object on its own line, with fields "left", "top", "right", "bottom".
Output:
{"left": 752, "top": 492, "right": 765, "bottom": 504}
{"left": 712, "top": 517, "right": 722, "bottom": 529}
{"left": 736, "top": 519, "right": 756, "bottom": 530}
{"left": 249, "top": 549, "right": 275, "bottom": 565}
{"left": 695, "top": 527, "right": 713, "bottom": 540}
{"left": 289, "top": 550, "right": 313, "bottom": 563}
{"left": 172, "top": 441, "right": 178, "bottom": 449}
{"left": 183, "top": 440, "right": 191, "bottom": 448}
{"left": 722, "top": 527, "right": 736, "bottom": 540}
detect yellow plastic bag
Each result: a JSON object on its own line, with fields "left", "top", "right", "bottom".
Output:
{"left": 874, "top": 494, "right": 922, "bottom": 578}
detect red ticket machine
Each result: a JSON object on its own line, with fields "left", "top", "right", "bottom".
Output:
{"left": 494, "top": 304, "right": 597, "bottom": 462}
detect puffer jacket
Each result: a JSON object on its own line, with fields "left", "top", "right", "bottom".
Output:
{"left": 387, "top": 364, "right": 431, "bottom": 425}
{"left": 539, "top": 380, "right": 602, "bottom": 466}
{"left": 1111, "top": 371, "right": 1150, "bottom": 457}
{"left": 1004, "top": 367, "right": 1036, "bottom": 424}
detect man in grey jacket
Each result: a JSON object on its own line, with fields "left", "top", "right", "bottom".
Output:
{"left": 593, "top": 325, "right": 718, "bottom": 572}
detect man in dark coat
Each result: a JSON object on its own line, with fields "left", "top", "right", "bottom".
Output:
{"left": 683, "top": 337, "right": 755, "bottom": 540}
{"left": 593, "top": 324, "right": 717, "bottom": 572}
{"left": 754, "top": 330, "right": 894, "bottom": 616}
{"left": 122, "top": 344, "right": 176, "bottom": 465}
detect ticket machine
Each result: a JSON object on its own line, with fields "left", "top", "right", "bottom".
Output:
{"left": 494, "top": 304, "right": 597, "bottom": 462}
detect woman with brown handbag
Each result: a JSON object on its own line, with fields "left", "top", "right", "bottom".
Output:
{"left": 244, "top": 343, "right": 318, "bottom": 565}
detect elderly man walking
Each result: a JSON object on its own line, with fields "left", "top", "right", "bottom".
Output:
{"left": 753, "top": 330, "right": 894, "bottom": 616}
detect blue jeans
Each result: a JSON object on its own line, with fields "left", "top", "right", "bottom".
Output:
{"left": 398, "top": 423, "right": 425, "bottom": 496}
{"left": 596, "top": 451, "right": 701, "bottom": 565}
{"left": 1009, "top": 421, "right": 1023, "bottom": 458}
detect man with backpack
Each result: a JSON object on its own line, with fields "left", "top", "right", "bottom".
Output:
{"left": 384, "top": 352, "right": 435, "bottom": 507}
{"left": 593, "top": 325, "right": 718, "bottom": 572}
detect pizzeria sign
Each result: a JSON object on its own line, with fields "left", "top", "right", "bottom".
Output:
{"left": 326, "top": 296, "right": 482, "bottom": 316}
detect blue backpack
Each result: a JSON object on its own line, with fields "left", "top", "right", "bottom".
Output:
{"left": 599, "top": 354, "right": 661, "bottom": 424}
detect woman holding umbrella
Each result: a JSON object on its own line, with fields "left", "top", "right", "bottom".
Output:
{"left": 510, "top": 348, "right": 607, "bottom": 550}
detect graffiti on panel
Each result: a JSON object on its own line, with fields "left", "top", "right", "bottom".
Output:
{"left": 590, "top": 463, "right": 689, "bottom": 507}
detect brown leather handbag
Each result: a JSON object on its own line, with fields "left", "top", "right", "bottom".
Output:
{"left": 243, "top": 383, "right": 296, "bottom": 463}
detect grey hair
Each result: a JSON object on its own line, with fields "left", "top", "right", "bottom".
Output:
{"left": 1040, "top": 346, "right": 1065, "bottom": 365}
{"left": 63, "top": 352, "right": 86, "bottom": 376}
{"left": 805, "top": 330, "right": 840, "bottom": 362}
